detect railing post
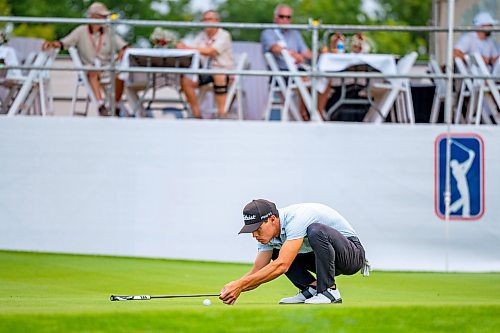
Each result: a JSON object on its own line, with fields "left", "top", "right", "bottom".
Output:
{"left": 309, "top": 18, "right": 320, "bottom": 120}
{"left": 108, "top": 13, "right": 119, "bottom": 115}
{"left": 443, "top": 0, "right": 456, "bottom": 273}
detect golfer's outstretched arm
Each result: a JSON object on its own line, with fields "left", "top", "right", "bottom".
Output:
{"left": 220, "top": 239, "right": 303, "bottom": 304}
{"left": 237, "top": 251, "right": 273, "bottom": 292}
{"left": 244, "top": 251, "right": 273, "bottom": 276}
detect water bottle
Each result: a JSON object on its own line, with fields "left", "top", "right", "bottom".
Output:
{"left": 336, "top": 39, "right": 345, "bottom": 54}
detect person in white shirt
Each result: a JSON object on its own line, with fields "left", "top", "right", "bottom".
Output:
{"left": 453, "top": 12, "right": 498, "bottom": 67}
{"left": 176, "top": 10, "right": 233, "bottom": 119}
{"left": 219, "top": 199, "right": 369, "bottom": 305}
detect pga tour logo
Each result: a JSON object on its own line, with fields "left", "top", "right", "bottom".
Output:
{"left": 434, "top": 134, "right": 485, "bottom": 221}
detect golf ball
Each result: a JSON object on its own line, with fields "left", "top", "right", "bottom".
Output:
{"left": 203, "top": 299, "right": 211, "bottom": 306}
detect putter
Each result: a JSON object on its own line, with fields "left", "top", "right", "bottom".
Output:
{"left": 110, "top": 293, "right": 220, "bottom": 301}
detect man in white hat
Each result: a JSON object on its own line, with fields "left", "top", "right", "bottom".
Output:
{"left": 43, "top": 2, "right": 129, "bottom": 116}
{"left": 453, "top": 12, "right": 498, "bottom": 67}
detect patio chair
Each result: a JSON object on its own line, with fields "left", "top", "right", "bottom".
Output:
{"left": 197, "top": 52, "right": 248, "bottom": 120}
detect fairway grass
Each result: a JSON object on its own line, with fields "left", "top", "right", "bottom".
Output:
{"left": 1, "top": 251, "right": 499, "bottom": 332}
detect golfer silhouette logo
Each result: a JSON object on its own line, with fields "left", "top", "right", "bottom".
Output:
{"left": 449, "top": 140, "right": 475, "bottom": 217}
{"left": 435, "top": 134, "right": 484, "bottom": 220}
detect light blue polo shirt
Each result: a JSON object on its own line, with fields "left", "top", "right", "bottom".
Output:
{"left": 260, "top": 28, "right": 309, "bottom": 70}
{"left": 257, "top": 203, "right": 358, "bottom": 253}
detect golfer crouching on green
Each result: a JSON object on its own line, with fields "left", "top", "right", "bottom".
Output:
{"left": 219, "top": 199, "right": 369, "bottom": 305}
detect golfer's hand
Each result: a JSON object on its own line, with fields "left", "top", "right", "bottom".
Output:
{"left": 219, "top": 281, "right": 242, "bottom": 305}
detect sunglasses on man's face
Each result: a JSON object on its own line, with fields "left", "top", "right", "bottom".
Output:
{"left": 277, "top": 15, "right": 292, "bottom": 19}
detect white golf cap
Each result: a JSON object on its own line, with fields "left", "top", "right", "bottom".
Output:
{"left": 87, "top": 2, "right": 111, "bottom": 17}
{"left": 473, "top": 12, "right": 498, "bottom": 26}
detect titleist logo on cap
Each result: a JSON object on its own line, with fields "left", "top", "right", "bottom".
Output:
{"left": 239, "top": 199, "right": 279, "bottom": 234}
{"left": 243, "top": 214, "right": 256, "bottom": 221}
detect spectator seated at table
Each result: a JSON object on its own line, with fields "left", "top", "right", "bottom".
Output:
{"left": 261, "top": 3, "right": 313, "bottom": 121}
{"left": 175, "top": 9, "right": 233, "bottom": 119}
{"left": 453, "top": 12, "right": 498, "bottom": 68}
{"left": 42, "top": 2, "right": 129, "bottom": 117}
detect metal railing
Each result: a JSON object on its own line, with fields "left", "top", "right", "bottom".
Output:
{"left": 1, "top": 12, "right": 499, "bottom": 117}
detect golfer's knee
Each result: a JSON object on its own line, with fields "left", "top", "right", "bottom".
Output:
{"left": 307, "top": 223, "right": 326, "bottom": 242}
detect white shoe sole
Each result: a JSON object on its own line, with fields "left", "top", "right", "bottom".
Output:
{"left": 304, "top": 298, "right": 342, "bottom": 304}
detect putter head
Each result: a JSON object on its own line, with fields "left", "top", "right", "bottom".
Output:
{"left": 110, "top": 295, "right": 132, "bottom": 301}
{"left": 110, "top": 295, "right": 151, "bottom": 301}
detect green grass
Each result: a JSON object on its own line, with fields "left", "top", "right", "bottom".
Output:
{"left": 1, "top": 251, "right": 499, "bottom": 332}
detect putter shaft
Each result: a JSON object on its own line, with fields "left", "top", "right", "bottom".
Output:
{"left": 110, "top": 294, "right": 219, "bottom": 301}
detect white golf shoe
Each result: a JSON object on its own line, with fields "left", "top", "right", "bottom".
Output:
{"left": 304, "top": 288, "right": 342, "bottom": 304}
{"left": 279, "top": 286, "right": 317, "bottom": 304}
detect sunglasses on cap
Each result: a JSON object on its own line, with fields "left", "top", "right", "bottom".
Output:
{"left": 277, "top": 14, "right": 292, "bottom": 19}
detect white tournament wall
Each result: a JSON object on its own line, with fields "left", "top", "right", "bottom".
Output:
{"left": 0, "top": 118, "right": 499, "bottom": 272}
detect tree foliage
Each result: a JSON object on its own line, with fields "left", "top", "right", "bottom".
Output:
{"left": 4, "top": 0, "right": 433, "bottom": 56}
{"left": 374, "top": 0, "right": 432, "bottom": 27}
{"left": 217, "top": 0, "right": 296, "bottom": 42}
{"left": 0, "top": 0, "right": 10, "bottom": 30}
{"left": 7, "top": 0, "right": 193, "bottom": 43}
{"left": 298, "top": 0, "right": 366, "bottom": 24}
{"left": 372, "top": 0, "right": 432, "bottom": 55}
{"left": 217, "top": 0, "right": 366, "bottom": 43}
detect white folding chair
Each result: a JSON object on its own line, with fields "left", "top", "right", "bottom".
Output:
{"left": 364, "top": 51, "right": 417, "bottom": 123}
{"left": 0, "top": 46, "right": 23, "bottom": 114}
{"left": 454, "top": 57, "right": 478, "bottom": 124}
{"left": 470, "top": 52, "right": 499, "bottom": 125}
{"left": 7, "top": 48, "right": 59, "bottom": 116}
{"left": 68, "top": 46, "right": 105, "bottom": 116}
{"left": 263, "top": 52, "right": 302, "bottom": 121}
{"left": 6, "top": 37, "right": 44, "bottom": 65}
{"left": 198, "top": 52, "right": 248, "bottom": 120}
{"left": 280, "top": 50, "right": 323, "bottom": 122}
{"left": 428, "top": 59, "right": 448, "bottom": 123}
{"left": 38, "top": 48, "right": 59, "bottom": 116}
{"left": 224, "top": 52, "right": 247, "bottom": 120}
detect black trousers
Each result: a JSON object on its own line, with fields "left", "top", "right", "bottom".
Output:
{"left": 272, "top": 223, "right": 365, "bottom": 293}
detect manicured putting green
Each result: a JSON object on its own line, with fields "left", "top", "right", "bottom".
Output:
{"left": 1, "top": 251, "right": 499, "bottom": 332}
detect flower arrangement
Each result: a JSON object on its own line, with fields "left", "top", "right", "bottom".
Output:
{"left": 350, "top": 33, "right": 373, "bottom": 54}
{"left": 149, "top": 27, "right": 178, "bottom": 48}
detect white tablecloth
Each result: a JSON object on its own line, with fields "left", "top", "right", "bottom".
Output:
{"left": 119, "top": 48, "right": 200, "bottom": 81}
{"left": 316, "top": 53, "right": 397, "bottom": 92}
{"left": 0, "top": 45, "right": 23, "bottom": 79}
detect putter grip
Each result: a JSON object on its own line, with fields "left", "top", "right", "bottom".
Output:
{"left": 110, "top": 295, "right": 151, "bottom": 301}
